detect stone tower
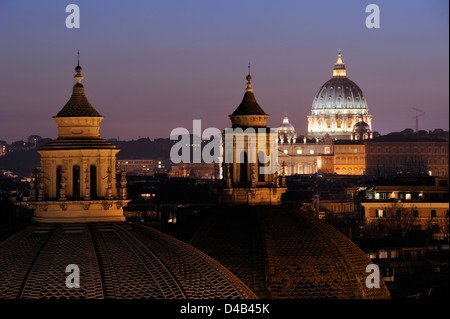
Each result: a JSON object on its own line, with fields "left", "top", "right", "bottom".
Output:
{"left": 219, "top": 70, "right": 286, "bottom": 205}
{"left": 28, "top": 62, "right": 129, "bottom": 223}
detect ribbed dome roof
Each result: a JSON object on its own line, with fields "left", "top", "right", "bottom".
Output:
{"left": 0, "top": 223, "right": 256, "bottom": 299}
{"left": 312, "top": 78, "right": 367, "bottom": 111}
{"left": 189, "top": 207, "right": 391, "bottom": 299}
{"left": 311, "top": 52, "right": 368, "bottom": 112}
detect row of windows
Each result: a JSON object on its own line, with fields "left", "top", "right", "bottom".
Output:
{"left": 374, "top": 157, "right": 448, "bottom": 165}
{"left": 284, "top": 149, "right": 315, "bottom": 155}
{"left": 283, "top": 147, "right": 333, "bottom": 155}
{"left": 335, "top": 156, "right": 364, "bottom": 164}
{"left": 334, "top": 148, "right": 362, "bottom": 154}
{"left": 371, "top": 146, "right": 447, "bottom": 154}
{"left": 368, "top": 250, "right": 399, "bottom": 260}
{"left": 376, "top": 209, "right": 448, "bottom": 218}
{"left": 336, "top": 168, "right": 364, "bottom": 171}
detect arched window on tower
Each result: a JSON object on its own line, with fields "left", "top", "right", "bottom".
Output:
{"left": 90, "top": 165, "right": 97, "bottom": 199}
{"left": 240, "top": 151, "right": 248, "bottom": 183}
{"left": 72, "top": 165, "right": 81, "bottom": 199}
{"left": 258, "top": 151, "right": 265, "bottom": 182}
{"left": 56, "top": 165, "right": 62, "bottom": 199}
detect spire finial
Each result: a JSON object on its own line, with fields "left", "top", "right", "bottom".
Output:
{"left": 245, "top": 62, "right": 253, "bottom": 92}
{"left": 74, "top": 50, "right": 84, "bottom": 84}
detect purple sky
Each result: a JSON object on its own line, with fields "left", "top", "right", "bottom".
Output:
{"left": 0, "top": 0, "right": 448, "bottom": 143}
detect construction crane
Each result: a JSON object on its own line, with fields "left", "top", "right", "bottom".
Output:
{"left": 411, "top": 108, "right": 425, "bottom": 132}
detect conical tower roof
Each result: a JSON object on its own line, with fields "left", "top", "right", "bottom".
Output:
{"left": 54, "top": 64, "right": 102, "bottom": 117}
{"left": 231, "top": 73, "right": 267, "bottom": 116}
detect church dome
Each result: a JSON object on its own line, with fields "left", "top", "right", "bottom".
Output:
{"left": 188, "top": 207, "right": 391, "bottom": 299}
{"left": 278, "top": 114, "right": 297, "bottom": 143}
{"left": 311, "top": 52, "right": 368, "bottom": 113}
{"left": 0, "top": 223, "right": 256, "bottom": 299}
{"left": 353, "top": 121, "right": 371, "bottom": 133}
{"left": 278, "top": 114, "right": 296, "bottom": 134}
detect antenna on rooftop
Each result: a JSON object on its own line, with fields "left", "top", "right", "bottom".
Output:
{"left": 411, "top": 108, "right": 425, "bottom": 132}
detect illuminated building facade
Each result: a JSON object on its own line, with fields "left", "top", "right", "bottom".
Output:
{"left": 365, "top": 133, "right": 449, "bottom": 178}
{"left": 117, "top": 159, "right": 167, "bottom": 176}
{"left": 362, "top": 177, "right": 449, "bottom": 239}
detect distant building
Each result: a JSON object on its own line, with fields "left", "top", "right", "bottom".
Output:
{"left": 333, "top": 140, "right": 366, "bottom": 175}
{"left": 365, "top": 132, "right": 449, "bottom": 177}
{"left": 277, "top": 135, "right": 332, "bottom": 175}
{"left": 27, "top": 135, "right": 42, "bottom": 148}
{"left": 361, "top": 177, "right": 449, "bottom": 240}
{"left": 169, "top": 162, "right": 218, "bottom": 179}
{"left": 0, "top": 141, "right": 6, "bottom": 156}
{"left": 117, "top": 159, "right": 167, "bottom": 176}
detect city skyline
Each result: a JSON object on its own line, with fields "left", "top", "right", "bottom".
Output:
{"left": 0, "top": 0, "right": 448, "bottom": 143}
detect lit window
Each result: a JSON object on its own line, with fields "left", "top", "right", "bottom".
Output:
{"left": 405, "top": 193, "right": 411, "bottom": 200}
{"left": 324, "top": 147, "right": 330, "bottom": 154}
{"left": 310, "top": 149, "right": 314, "bottom": 154}
{"left": 390, "top": 250, "right": 399, "bottom": 258}
{"left": 377, "top": 209, "right": 386, "bottom": 218}
{"left": 379, "top": 250, "right": 388, "bottom": 259}
{"left": 284, "top": 149, "right": 288, "bottom": 154}
{"left": 368, "top": 252, "right": 377, "bottom": 259}
{"left": 297, "top": 149, "right": 302, "bottom": 154}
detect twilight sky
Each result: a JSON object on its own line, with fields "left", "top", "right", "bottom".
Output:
{"left": 0, "top": 0, "right": 448, "bottom": 143}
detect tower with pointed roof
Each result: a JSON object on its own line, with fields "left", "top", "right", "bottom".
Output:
{"left": 307, "top": 51, "right": 373, "bottom": 140}
{"left": 219, "top": 70, "right": 286, "bottom": 205}
{"left": 28, "top": 60, "right": 129, "bottom": 223}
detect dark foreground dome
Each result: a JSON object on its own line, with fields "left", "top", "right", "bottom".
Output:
{"left": 0, "top": 223, "right": 256, "bottom": 299}
{"left": 188, "top": 206, "right": 391, "bottom": 299}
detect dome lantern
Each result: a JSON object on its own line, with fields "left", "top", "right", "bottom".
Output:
{"left": 333, "top": 50, "right": 347, "bottom": 78}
